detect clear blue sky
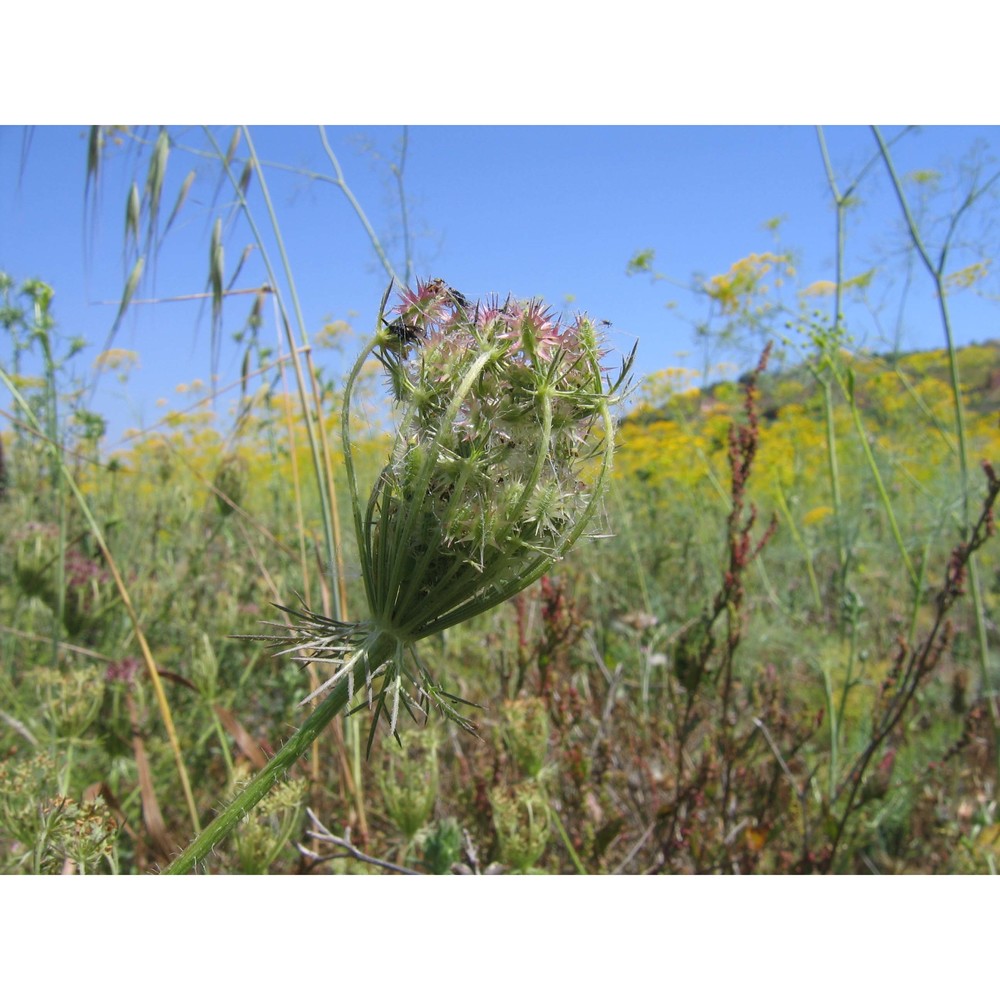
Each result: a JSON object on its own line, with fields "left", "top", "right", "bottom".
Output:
{"left": 2, "top": 125, "right": 998, "bottom": 448}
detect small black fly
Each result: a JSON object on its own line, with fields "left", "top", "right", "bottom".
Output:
{"left": 444, "top": 285, "right": 470, "bottom": 311}
{"left": 381, "top": 279, "right": 471, "bottom": 351}
{"left": 385, "top": 317, "right": 425, "bottom": 346}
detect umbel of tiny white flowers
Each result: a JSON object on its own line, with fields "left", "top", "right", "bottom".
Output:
{"left": 257, "top": 279, "right": 633, "bottom": 752}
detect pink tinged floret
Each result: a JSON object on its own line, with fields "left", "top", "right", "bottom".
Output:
{"left": 395, "top": 279, "right": 455, "bottom": 329}
{"left": 521, "top": 299, "right": 558, "bottom": 338}
{"left": 475, "top": 295, "right": 518, "bottom": 333}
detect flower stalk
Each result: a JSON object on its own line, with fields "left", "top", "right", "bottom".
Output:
{"left": 164, "top": 279, "right": 631, "bottom": 872}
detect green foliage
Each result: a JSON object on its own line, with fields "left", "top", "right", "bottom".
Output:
{"left": 4, "top": 299, "right": 998, "bottom": 872}
{"left": 0, "top": 751, "right": 120, "bottom": 874}
{"left": 415, "top": 816, "right": 463, "bottom": 874}
{"left": 380, "top": 730, "right": 440, "bottom": 841}
{"left": 4, "top": 126, "right": 1000, "bottom": 874}
{"left": 499, "top": 697, "right": 550, "bottom": 780}
{"left": 489, "top": 781, "right": 551, "bottom": 873}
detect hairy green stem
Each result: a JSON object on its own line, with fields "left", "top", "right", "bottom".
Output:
{"left": 163, "top": 682, "right": 349, "bottom": 873}
{"left": 163, "top": 634, "right": 392, "bottom": 873}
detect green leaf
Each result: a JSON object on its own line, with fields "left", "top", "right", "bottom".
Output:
{"left": 843, "top": 267, "right": 876, "bottom": 291}
{"left": 626, "top": 248, "right": 656, "bottom": 276}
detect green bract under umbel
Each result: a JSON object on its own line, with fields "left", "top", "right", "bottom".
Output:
{"left": 273, "top": 280, "right": 633, "bottom": 744}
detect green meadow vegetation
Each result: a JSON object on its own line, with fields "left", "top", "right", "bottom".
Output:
{"left": 2, "top": 126, "right": 999, "bottom": 873}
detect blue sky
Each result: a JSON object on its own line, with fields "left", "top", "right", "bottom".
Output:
{"left": 2, "top": 125, "right": 999, "bottom": 448}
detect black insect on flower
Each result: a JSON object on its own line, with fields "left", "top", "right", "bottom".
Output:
{"left": 379, "top": 278, "right": 471, "bottom": 366}
{"left": 424, "top": 277, "right": 470, "bottom": 311}
{"left": 443, "top": 284, "right": 470, "bottom": 311}
{"left": 384, "top": 317, "right": 425, "bottom": 346}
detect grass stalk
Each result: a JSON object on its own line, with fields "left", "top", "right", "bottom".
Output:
{"left": 202, "top": 128, "right": 339, "bottom": 606}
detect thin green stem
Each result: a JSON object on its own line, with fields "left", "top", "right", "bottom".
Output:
{"left": 872, "top": 125, "right": 1000, "bottom": 745}
{"left": 318, "top": 127, "right": 403, "bottom": 287}
{"left": 341, "top": 323, "right": 387, "bottom": 609}
{"left": 816, "top": 373, "right": 849, "bottom": 593}
{"left": 820, "top": 659, "right": 838, "bottom": 802}
{"left": 814, "top": 128, "right": 857, "bottom": 597}
{"left": 549, "top": 805, "right": 588, "bottom": 874}
{"left": 870, "top": 127, "right": 973, "bottom": 521}
{"left": 208, "top": 708, "right": 236, "bottom": 782}
{"left": 392, "top": 127, "right": 414, "bottom": 286}
{"left": 772, "top": 477, "right": 822, "bottom": 612}
{"left": 836, "top": 365, "right": 918, "bottom": 589}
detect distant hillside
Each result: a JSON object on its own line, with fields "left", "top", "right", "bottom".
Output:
{"left": 625, "top": 339, "right": 1000, "bottom": 427}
